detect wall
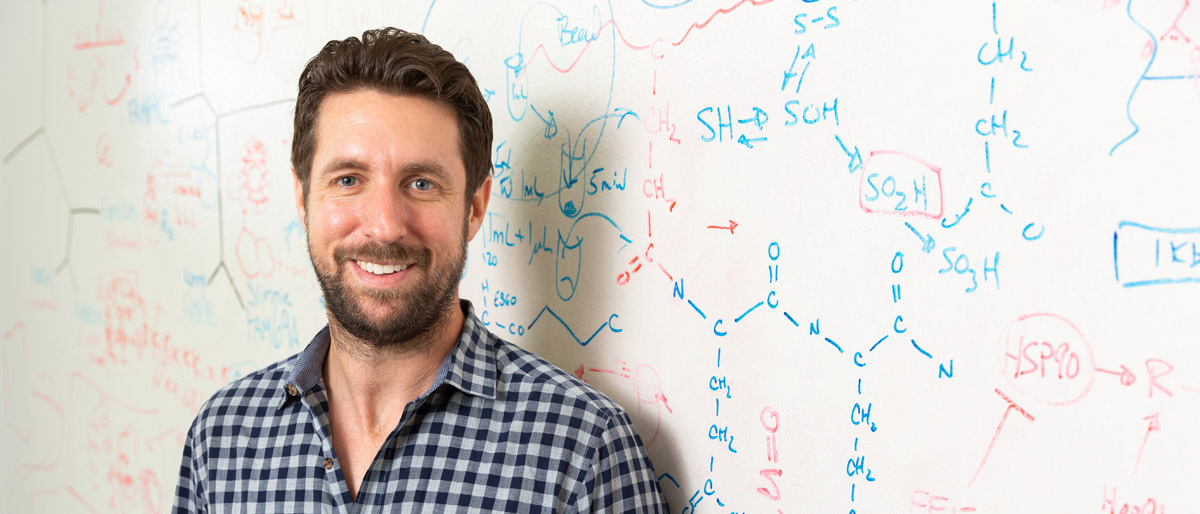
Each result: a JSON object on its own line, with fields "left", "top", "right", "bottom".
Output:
{"left": 2, "top": 0, "right": 1198, "bottom": 512}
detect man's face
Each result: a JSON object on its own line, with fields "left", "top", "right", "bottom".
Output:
{"left": 296, "top": 89, "right": 490, "bottom": 348}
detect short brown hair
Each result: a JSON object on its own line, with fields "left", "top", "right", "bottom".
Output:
{"left": 291, "top": 27, "right": 492, "bottom": 202}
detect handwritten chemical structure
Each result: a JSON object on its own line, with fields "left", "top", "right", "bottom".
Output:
{"left": 1, "top": 1, "right": 1198, "bottom": 513}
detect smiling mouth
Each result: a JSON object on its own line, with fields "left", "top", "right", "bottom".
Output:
{"left": 355, "top": 260, "right": 411, "bottom": 275}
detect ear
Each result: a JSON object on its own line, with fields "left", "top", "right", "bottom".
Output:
{"left": 293, "top": 168, "right": 307, "bottom": 230}
{"left": 465, "top": 175, "right": 492, "bottom": 242}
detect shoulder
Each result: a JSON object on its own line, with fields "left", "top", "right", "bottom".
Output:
{"left": 186, "top": 354, "right": 299, "bottom": 440}
{"left": 481, "top": 333, "right": 667, "bottom": 511}
{"left": 487, "top": 332, "right": 631, "bottom": 433}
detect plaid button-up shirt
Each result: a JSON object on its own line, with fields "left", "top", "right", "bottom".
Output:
{"left": 173, "top": 301, "right": 668, "bottom": 513}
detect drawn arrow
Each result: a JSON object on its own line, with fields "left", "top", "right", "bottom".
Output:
{"left": 1096, "top": 364, "right": 1137, "bottom": 386}
{"left": 614, "top": 107, "right": 640, "bottom": 128}
{"left": 904, "top": 222, "right": 937, "bottom": 253}
{"left": 970, "top": 388, "right": 1034, "bottom": 487}
{"left": 529, "top": 104, "right": 558, "bottom": 139}
{"left": 834, "top": 134, "right": 862, "bottom": 174}
{"left": 737, "top": 134, "right": 767, "bottom": 149}
{"left": 737, "top": 107, "right": 769, "bottom": 130}
{"left": 707, "top": 220, "right": 738, "bottom": 234}
{"left": 1133, "top": 413, "right": 1160, "bottom": 476}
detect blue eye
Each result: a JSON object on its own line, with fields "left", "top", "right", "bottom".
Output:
{"left": 411, "top": 179, "right": 432, "bottom": 191}
{"left": 337, "top": 176, "right": 357, "bottom": 187}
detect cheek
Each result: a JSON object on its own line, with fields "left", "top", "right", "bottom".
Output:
{"left": 412, "top": 210, "right": 462, "bottom": 243}
{"left": 326, "top": 209, "right": 353, "bottom": 233}
{"left": 312, "top": 204, "right": 357, "bottom": 240}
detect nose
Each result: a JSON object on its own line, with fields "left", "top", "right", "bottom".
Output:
{"left": 360, "top": 182, "right": 408, "bottom": 243}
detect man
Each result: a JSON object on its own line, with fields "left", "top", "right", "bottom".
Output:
{"left": 173, "top": 28, "right": 668, "bottom": 513}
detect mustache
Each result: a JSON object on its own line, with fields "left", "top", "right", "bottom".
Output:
{"left": 333, "top": 242, "right": 430, "bottom": 267}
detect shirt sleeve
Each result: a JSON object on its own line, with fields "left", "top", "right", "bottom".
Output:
{"left": 172, "top": 421, "right": 207, "bottom": 514}
{"left": 575, "top": 410, "right": 670, "bottom": 513}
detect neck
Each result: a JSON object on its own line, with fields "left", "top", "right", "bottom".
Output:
{"left": 322, "top": 300, "right": 465, "bottom": 433}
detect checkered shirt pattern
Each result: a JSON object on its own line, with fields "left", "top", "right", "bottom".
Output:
{"left": 172, "top": 301, "right": 668, "bottom": 513}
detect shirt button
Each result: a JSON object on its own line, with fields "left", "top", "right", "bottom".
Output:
{"left": 323, "top": 458, "right": 334, "bottom": 470}
{"left": 286, "top": 384, "right": 299, "bottom": 396}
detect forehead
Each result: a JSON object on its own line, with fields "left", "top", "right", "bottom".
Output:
{"left": 311, "top": 89, "right": 463, "bottom": 177}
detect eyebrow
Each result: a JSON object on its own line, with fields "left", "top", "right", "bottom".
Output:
{"left": 402, "top": 161, "right": 452, "bottom": 181}
{"left": 318, "top": 158, "right": 370, "bottom": 177}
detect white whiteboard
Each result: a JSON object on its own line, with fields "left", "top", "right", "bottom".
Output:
{"left": 2, "top": 0, "right": 1198, "bottom": 512}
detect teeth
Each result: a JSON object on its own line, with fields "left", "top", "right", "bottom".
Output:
{"left": 356, "top": 260, "right": 409, "bottom": 275}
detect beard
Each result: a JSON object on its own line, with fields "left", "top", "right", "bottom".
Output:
{"left": 309, "top": 224, "right": 467, "bottom": 351}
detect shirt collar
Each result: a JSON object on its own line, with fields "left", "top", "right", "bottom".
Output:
{"left": 280, "top": 300, "right": 497, "bottom": 408}
{"left": 440, "top": 300, "right": 498, "bottom": 400}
